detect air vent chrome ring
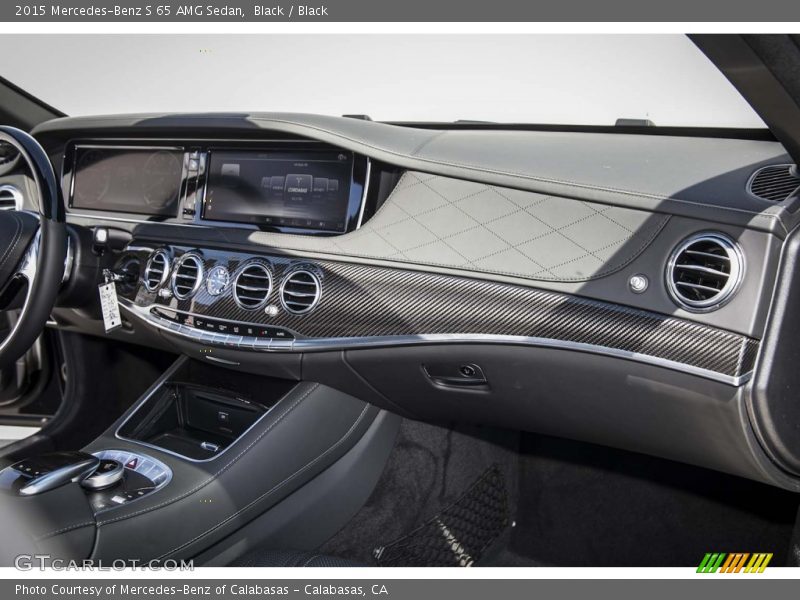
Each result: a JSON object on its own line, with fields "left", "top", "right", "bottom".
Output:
{"left": 666, "top": 232, "right": 744, "bottom": 313}
{"left": 171, "top": 253, "right": 204, "bottom": 300}
{"left": 280, "top": 269, "right": 322, "bottom": 315}
{"left": 233, "top": 261, "right": 273, "bottom": 310}
{"left": 0, "top": 184, "right": 23, "bottom": 211}
{"left": 143, "top": 250, "right": 170, "bottom": 291}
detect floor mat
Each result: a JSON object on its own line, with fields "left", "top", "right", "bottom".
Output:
{"left": 373, "top": 466, "right": 510, "bottom": 567}
{"left": 512, "top": 434, "right": 800, "bottom": 567}
{"left": 318, "top": 419, "right": 519, "bottom": 565}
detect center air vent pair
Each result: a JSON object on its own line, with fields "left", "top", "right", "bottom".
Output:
{"left": 144, "top": 250, "right": 321, "bottom": 314}
{"left": 666, "top": 233, "right": 744, "bottom": 312}
{"left": 233, "top": 262, "right": 321, "bottom": 315}
{"left": 145, "top": 251, "right": 207, "bottom": 300}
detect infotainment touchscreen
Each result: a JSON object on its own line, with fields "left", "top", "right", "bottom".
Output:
{"left": 70, "top": 146, "right": 184, "bottom": 216}
{"left": 203, "top": 150, "right": 354, "bottom": 232}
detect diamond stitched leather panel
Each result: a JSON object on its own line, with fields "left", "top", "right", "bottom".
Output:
{"left": 250, "top": 171, "right": 670, "bottom": 282}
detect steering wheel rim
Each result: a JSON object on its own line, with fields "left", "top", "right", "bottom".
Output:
{"left": 0, "top": 126, "right": 67, "bottom": 369}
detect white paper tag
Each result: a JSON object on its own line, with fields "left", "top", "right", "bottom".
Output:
{"left": 98, "top": 282, "right": 122, "bottom": 333}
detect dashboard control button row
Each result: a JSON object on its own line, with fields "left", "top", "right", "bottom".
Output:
{"left": 148, "top": 307, "right": 295, "bottom": 340}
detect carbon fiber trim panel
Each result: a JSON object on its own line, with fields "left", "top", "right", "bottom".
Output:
{"left": 122, "top": 246, "right": 759, "bottom": 380}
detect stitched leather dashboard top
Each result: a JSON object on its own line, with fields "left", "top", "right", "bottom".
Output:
{"left": 249, "top": 171, "right": 670, "bottom": 283}
{"left": 35, "top": 112, "right": 795, "bottom": 235}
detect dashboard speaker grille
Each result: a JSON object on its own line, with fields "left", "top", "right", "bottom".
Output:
{"left": 171, "top": 254, "right": 204, "bottom": 299}
{"left": 143, "top": 251, "right": 170, "bottom": 291}
{"left": 749, "top": 164, "right": 800, "bottom": 201}
{"left": 666, "top": 233, "right": 743, "bottom": 312}
{"left": 280, "top": 270, "right": 321, "bottom": 314}
{"left": 233, "top": 262, "right": 272, "bottom": 310}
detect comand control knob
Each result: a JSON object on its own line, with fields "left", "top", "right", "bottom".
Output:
{"left": 80, "top": 459, "right": 124, "bottom": 491}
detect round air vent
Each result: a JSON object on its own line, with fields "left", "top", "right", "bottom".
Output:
{"left": 666, "top": 233, "right": 744, "bottom": 312}
{"left": 233, "top": 262, "right": 273, "bottom": 310}
{"left": 143, "top": 250, "right": 170, "bottom": 291}
{"left": 171, "top": 253, "right": 204, "bottom": 299}
{"left": 0, "top": 142, "right": 19, "bottom": 175}
{"left": 280, "top": 270, "right": 321, "bottom": 314}
{"left": 0, "top": 184, "right": 22, "bottom": 211}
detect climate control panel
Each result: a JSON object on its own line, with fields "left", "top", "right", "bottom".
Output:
{"left": 151, "top": 307, "right": 295, "bottom": 342}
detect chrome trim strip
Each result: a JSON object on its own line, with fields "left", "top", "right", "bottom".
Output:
{"left": 118, "top": 298, "right": 751, "bottom": 387}
{"left": 356, "top": 158, "right": 371, "bottom": 229}
{"left": 61, "top": 234, "right": 74, "bottom": 284}
{"left": 125, "top": 245, "right": 156, "bottom": 253}
{"left": 204, "top": 355, "right": 241, "bottom": 366}
{"left": 68, "top": 212, "right": 214, "bottom": 228}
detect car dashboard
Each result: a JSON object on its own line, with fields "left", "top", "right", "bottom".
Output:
{"left": 3, "top": 112, "right": 800, "bottom": 493}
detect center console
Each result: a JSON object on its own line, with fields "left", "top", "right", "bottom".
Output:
{"left": 0, "top": 355, "right": 399, "bottom": 564}
{"left": 116, "top": 359, "right": 295, "bottom": 460}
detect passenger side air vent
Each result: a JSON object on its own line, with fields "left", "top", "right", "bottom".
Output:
{"left": 143, "top": 250, "right": 170, "bottom": 291}
{"left": 748, "top": 164, "right": 800, "bottom": 201}
{"left": 0, "top": 185, "right": 22, "bottom": 210}
{"left": 280, "top": 270, "right": 321, "bottom": 314}
{"left": 171, "top": 254, "right": 204, "bottom": 299}
{"left": 666, "top": 233, "right": 743, "bottom": 312}
{"left": 233, "top": 262, "right": 272, "bottom": 310}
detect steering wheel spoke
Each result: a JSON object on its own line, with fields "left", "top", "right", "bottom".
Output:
{"left": 15, "top": 227, "right": 40, "bottom": 283}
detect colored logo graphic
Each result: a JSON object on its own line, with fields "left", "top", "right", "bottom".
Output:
{"left": 697, "top": 553, "right": 773, "bottom": 573}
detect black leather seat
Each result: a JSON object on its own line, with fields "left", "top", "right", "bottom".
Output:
{"left": 230, "top": 549, "right": 366, "bottom": 567}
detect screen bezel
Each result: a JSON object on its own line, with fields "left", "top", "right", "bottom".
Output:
{"left": 200, "top": 147, "right": 361, "bottom": 234}
{"left": 67, "top": 143, "right": 187, "bottom": 217}
{"left": 61, "top": 139, "right": 370, "bottom": 237}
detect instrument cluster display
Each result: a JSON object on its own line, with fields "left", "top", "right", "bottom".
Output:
{"left": 70, "top": 146, "right": 184, "bottom": 216}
